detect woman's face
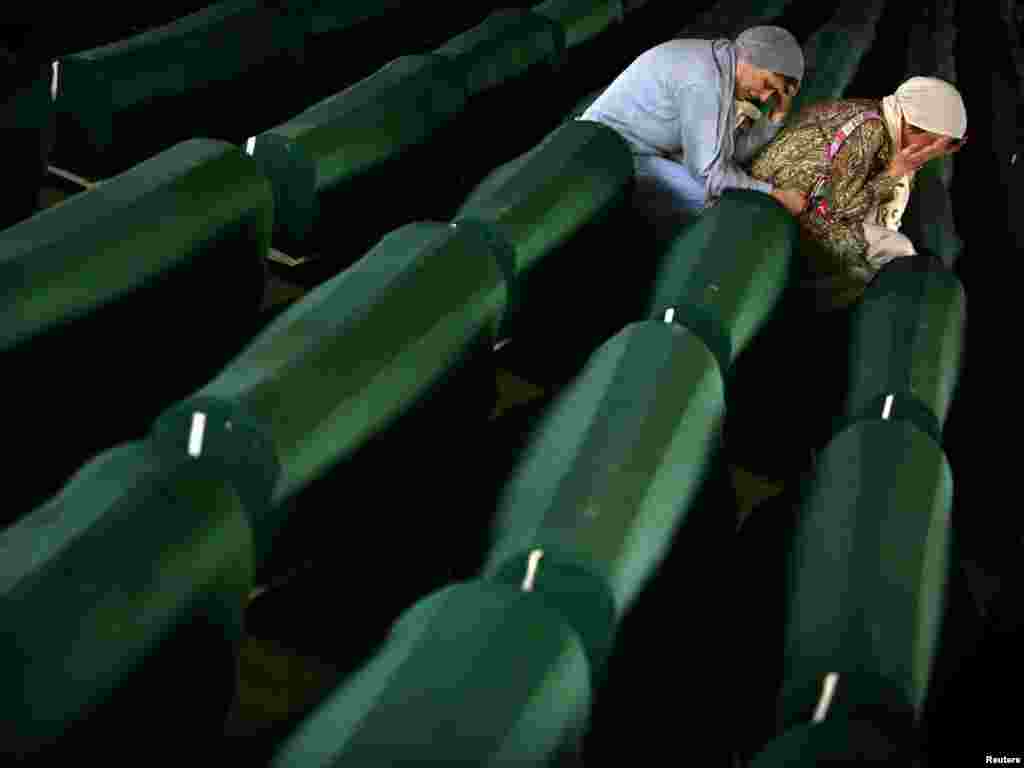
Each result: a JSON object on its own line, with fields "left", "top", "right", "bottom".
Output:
{"left": 901, "top": 120, "right": 956, "bottom": 151}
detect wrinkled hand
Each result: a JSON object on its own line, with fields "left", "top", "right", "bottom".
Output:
{"left": 768, "top": 81, "right": 800, "bottom": 123}
{"left": 771, "top": 186, "right": 808, "bottom": 217}
{"left": 887, "top": 135, "right": 967, "bottom": 177}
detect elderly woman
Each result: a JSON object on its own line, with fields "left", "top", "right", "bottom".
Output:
{"left": 724, "top": 77, "right": 968, "bottom": 480}
{"left": 748, "top": 76, "right": 968, "bottom": 311}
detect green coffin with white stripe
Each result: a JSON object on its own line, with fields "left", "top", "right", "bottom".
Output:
{"left": 645, "top": 189, "right": 799, "bottom": 374}
{"left": 489, "top": 548, "right": 618, "bottom": 690}
{"left": 842, "top": 267, "right": 965, "bottom": 442}
{"left": 56, "top": 0, "right": 306, "bottom": 173}
{"left": 1, "top": 139, "right": 269, "bottom": 351}
{"left": 1, "top": 138, "right": 270, "bottom": 523}
{"left": 250, "top": 54, "right": 466, "bottom": 250}
{"left": 151, "top": 221, "right": 509, "bottom": 562}
{"left": 485, "top": 320, "right": 726, "bottom": 619}
{"left": 777, "top": 420, "right": 952, "bottom": 734}
{"left": 0, "top": 440, "right": 254, "bottom": 760}
{"left": 270, "top": 580, "right": 591, "bottom": 767}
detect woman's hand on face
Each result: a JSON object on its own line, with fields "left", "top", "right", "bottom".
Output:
{"left": 768, "top": 81, "right": 800, "bottom": 123}
{"left": 888, "top": 135, "right": 967, "bottom": 176}
{"left": 771, "top": 186, "right": 808, "bottom": 216}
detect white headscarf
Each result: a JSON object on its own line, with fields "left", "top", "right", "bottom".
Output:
{"left": 875, "top": 77, "right": 967, "bottom": 232}
{"left": 894, "top": 76, "right": 967, "bottom": 139}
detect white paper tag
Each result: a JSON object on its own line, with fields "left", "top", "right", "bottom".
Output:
{"left": 882, "top": 394, "right": 894, "bottom": 420}
{"left": 188, "top": 412, "right": 207, "bottom": 457}
{"left": 267, "top": 248, "right": 309, "bottom": 267}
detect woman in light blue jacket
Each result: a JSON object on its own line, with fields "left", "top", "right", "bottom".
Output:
{"left": 580, "top": 26, "right": 808, "bottom": 229}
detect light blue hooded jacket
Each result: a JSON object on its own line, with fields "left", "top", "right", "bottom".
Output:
{"left": 580, "top": 39, "right": 781, "bottom": 204}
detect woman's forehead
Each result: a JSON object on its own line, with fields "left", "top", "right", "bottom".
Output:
{"left": 906, "top": 123, "right": 953, "bottom": 142}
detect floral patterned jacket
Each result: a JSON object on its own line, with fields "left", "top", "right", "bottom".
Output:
{"left": 749, "top": 98, "right": 910, "bottom": 306}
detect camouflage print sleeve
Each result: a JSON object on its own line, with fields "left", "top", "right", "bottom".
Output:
{"left": 827, "top": 119, "right": 901, "bottom": 225}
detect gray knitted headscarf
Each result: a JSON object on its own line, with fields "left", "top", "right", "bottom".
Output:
{"left": 734, "top": 26, "right": 804, "bottom": 83}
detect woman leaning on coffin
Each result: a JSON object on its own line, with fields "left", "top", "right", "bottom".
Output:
{"left": 748, "top": 76, "right": 968, "bottom": 311}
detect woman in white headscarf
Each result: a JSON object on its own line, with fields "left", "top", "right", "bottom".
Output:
{"left": 748, "top": 76, "right": 968, "bottom": 311}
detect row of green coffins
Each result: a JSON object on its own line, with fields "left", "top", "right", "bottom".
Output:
{"left": 268, "top": 321, "right": 730, "bottom": 765}
{"left": 1, "top": 217, "right": 511, "bottom": 758}
{"left": 746, "top": 2, "right": 968, "bottom": 758}
{"left": 1, "top": 144, "right": 965, "bottom": 767}
{"left": 0, "top": 115, "right": 633, "bottom": 759}
{"left": 0, "top": 115, "right": 633, "bottom": 525}
{"left": 6, "top": 13, "right": 958, "bottom": 753}
{"left": 211, "top": 24, "right": 967, "bottom": 763}
{"left": 1, "top": 0, "right": 638, "bottom": 520}
{"left": 263, "top": 180, "right": 835, "bottom": 764}
{"left": 51, "top": 0, "right": 959, "bottom": 282}
{"left": 749, "top": 265, "right": 965, "bottom": 765}
{"left": 1, "top": 0, "right": 813, "bottom": 522}
{"left": 237, "top": 1, "right": 631, "bottom": 277}
{"left": 52, "top": 0, "right": 628, "bottom": 185}
{"left": 2, "top": 197, "right": 965, "bottom": 766}
{"left": 1, "top": 185, "right": 804, "bottom": 762}
{"left": 5, "top": 7, "right": 966, "bottom": 763}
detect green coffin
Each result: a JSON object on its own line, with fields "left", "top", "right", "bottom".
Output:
{"left": 487, "top": 549, "right": 617, "bottom": 686}
{"left": 270, "top": 580, "right": 591, "bottom": 767}
{"left": 434, "top": 9, "right": 565, "bottom": 98}
{"left": 789, "top": 0, "right": 888, "bottom": 115}
{"left": 645, "top": 189, "right": 798, "bottom": 374}
{"left": 778, "top": 420, "right": 953, "bottom": 731}
{"left": 532, "top": 0, "right": 624, "bottom": 48}
{"left": 56, "top": 1, "right": 305, "bottom": 154}
{"left": 0, "top": 440, "right": 253, "bottom": 759}
{"left": 485, "top": 320, "right": 726, "bottom": 616}
{"left": 842, "top": 267, "right": 965, "bottom": 442}
{"left": 1, "top": 138, "right": 270, "bottom": 522}
{"left": 300, "top": 0, "right": 405, "bottom": 36}
{"left": 568, "top": 87, "right": 605, "bottom": 118}
{"left": 250, "top": 55, "right": 466, "bottom": 245}
{"left": 749, "top": 719, "right": 904, "bottom": 767}
{"left": 151, "top": 221, "right": 508, "bottom": 559}
{"left": 1, "top": 138, "right": 270, "bottom": 352}
{"left": 454, "top": 119, "right": 633, "bottom": 280}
